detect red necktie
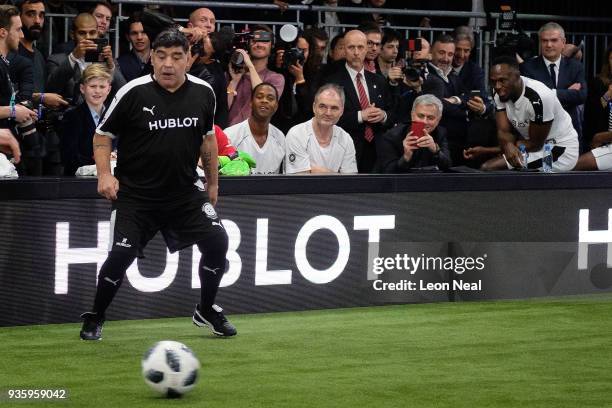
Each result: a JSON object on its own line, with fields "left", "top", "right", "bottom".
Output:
{"left": 356, "top": 72, "right": 374, "bottom": 142}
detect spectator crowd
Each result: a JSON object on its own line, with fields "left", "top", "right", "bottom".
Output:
{"left": 1, "top": 0, "right": 611, "bottom": 177}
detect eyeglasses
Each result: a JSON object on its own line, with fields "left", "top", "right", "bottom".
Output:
{"left": 367, "top": 41, "right": 381, "bottom": 47}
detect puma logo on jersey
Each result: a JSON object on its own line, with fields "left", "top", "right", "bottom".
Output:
{"left": 202, "top": 265, "right": 221, "bottom": 275}
{"left": 104, "top": 277, "right": 121, "bottom": 286}
{"left": 531, "top": 100, "right": 541, "bottom": 106}
{"left": 149, "top": 117, "right": 199, "bottom": 131}
{"left": 143, "top": 105, "right": 156, "bottom": 116}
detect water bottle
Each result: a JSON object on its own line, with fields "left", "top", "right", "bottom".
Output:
{"left": 518, "top": 144, "right": 529, "bottom": 170}
{"left": 542, "top": 142, "right": 553, "bottom": 173}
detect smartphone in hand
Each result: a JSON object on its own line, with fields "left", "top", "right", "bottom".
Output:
{"left": 85, "top": 38, "right": 109, "bottom": 63}
{"left": 410, "top": 121, "right": 425, "bottom": 137}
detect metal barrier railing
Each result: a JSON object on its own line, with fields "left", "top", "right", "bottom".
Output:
{"left": 42, "top": 1, "right": 612, "bottom": 85}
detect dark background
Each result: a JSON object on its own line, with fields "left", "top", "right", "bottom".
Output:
{"left": 2, "top": 175, "right": 612, "bottom": 326}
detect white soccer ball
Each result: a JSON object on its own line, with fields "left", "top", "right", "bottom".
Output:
{"left": 141, "top": 340, "right": 201, "bottom": 398}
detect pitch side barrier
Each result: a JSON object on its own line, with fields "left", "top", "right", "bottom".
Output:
{"left": 1, "top": 173, "right": 612, "bottom": 326}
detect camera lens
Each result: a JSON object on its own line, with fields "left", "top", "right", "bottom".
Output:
{"left": 404, "top": 67, "right": 420, "bottom": 82}
{"left": 230, "top": 50, "right": 245, "bottom": 70}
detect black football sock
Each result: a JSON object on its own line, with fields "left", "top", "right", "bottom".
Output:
{"left": 92, "top": 251, "right": 136, "bottom": 317}
{"left": 196, "top": 231, "right": 229, "bottom": 310}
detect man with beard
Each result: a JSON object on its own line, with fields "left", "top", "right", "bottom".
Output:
{"left": 0, "top": 6, "right": 39, "bottom": 162}
{"left": 17, "top": 0, "right": 68, "bottom": 109}
{"left": 422, "top": 34, "right": 470, "bottom": 165}
{"left": 5, "top": 2, "right": 62, "bottom": 175}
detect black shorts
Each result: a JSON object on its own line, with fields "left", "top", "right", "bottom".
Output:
{"left": 108, "top": 188, "right": 225, "bottom": 257}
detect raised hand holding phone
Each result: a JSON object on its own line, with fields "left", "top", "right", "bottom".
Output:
{"left": 410, "top": 121, "right": 425, "bottom": 137}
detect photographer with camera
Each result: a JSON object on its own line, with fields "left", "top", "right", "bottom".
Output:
{"left": 389, "top": 37, "right": 430, "bottom": 125}
{"left": 0, "top": 5, "right": 38, "bottom": 169}
{"left": 184, "top": 8, "right": 231, "bottom": 128}
{"left": 7, "top": 0, "right": 74, "bottom": 176}
{"left": 271, "top": 25, "right": 312, "bottom": 133}
{"left": 227, "top": 25, "right": 284, "bottom": 127}
{"left": 46, "top": 13, "right": 126, "bottom": 107}
{"left": 377, "top": 29, "right": 400, "bottom": 80}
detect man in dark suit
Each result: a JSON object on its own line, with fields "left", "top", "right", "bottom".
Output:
{"left": 520, "top": 22, "right": 587, "bottom": 148}
{"left": 378, "top": 94, "right": 451, "bottom": 173}
{"left": 452, "top": 26, "right": 492, "bottom": 115}
{"left": 323, "top": 29, "right": 393, "bottom": 173}
{"left": 422, "top": 34, "right": 469, "bottom": 166}
{"left": 452, "top": 26, "right": 497, "bottom": 164}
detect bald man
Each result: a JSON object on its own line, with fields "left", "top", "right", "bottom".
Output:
{"left": 47, "top": 13, "right": 126, "bottom": 105}
{"left": 188, "top": 8, "right": 216, "bottom": 35}
{"left": 323, "top": 29, "right": 393, "bottom": 172}
{"left": 186, "top": 7, "right": 229, "bottom": 127}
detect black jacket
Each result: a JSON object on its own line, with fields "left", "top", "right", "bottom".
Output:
{"left": 190, "top": 61, "right": 229, "bottom": 129}
{"left": 378, "top": 121, "right": 451, "bottom": 173}
{"left": 583, "top": 76, "right": 609, "bottom": 146}
{"left": 46, "top": 53, "right": 126, "bottom": 106}
{"left": 60, "top": 102, "right": 97, "bottom": 176}
{"left": 324, "top": 64, "right": 393, "bottom": 172}
{"left": 520, "top": 56, "right": 587, "bottom": 136}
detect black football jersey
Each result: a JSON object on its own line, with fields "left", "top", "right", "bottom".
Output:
{"left": 97, "top": 74, "right": 216, "bottom": 198}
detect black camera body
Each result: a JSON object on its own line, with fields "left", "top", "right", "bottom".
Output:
{"left": 275, "top": 24, "right": 304, "bottom": 70}
{"left": 229, "top": 30, "right": 274, "bottom": 72}
{"left": 494, "top": 32, "right": 535, "bottom": 61}
{"left": 403, "top": 59, "right": 428, "bottom": 82}
{"left": 282, "top": 47, "right": 305, "bottom": 70}
{"left": 14, "top": 101, "right": 40, "bottom": 151}
{"left": 84, "top": 38, "right": 109, "bottom": 63}
{"left": 190, "top": 40, "right": 205, "bottom": 57}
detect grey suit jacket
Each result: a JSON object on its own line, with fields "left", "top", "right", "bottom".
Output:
{"left": 46, "top": 53, "right": 126, "bottom": 105}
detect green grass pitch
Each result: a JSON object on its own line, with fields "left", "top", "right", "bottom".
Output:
{"left": 1, "top": 295, "right": 611, "bottom": 408}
